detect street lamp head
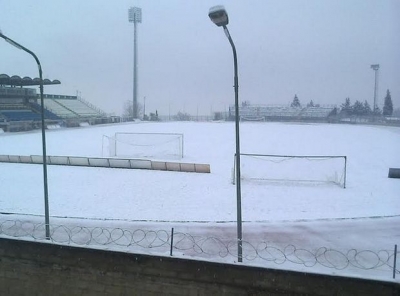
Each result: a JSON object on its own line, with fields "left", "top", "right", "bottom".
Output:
{"left": 209, "top": 5, "right": 229, "bottom": 27}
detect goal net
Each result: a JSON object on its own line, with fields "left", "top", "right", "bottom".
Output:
{"left": 240, "top": 116, "right": 266, "bottom": 122}
{"left": 233, "top": 154, "right": 347, "bottom": 188}
{"left": 102, "top": 132, "right": 184, "bottom": 159}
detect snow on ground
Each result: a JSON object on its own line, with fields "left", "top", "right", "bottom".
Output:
{"left": 0, "top": 121, "right": 399, "bottom": 281}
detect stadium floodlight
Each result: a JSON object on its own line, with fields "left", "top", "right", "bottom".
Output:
{"left": 128, "top": 6, "right": 142, "bottom": 119}
{"left": 129, "top": 7, "right": 142, "bottom": 23}
{"left": 370, "top": 64, "right": 380, "bottom": 116}
{"left": 0, "top": 32, "right": 50, "bottom": 240}
{"left": 209, "top": 5, "right": 243, "bottom": 263}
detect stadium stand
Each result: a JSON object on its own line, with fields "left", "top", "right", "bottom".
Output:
{"left": 1, "top": 73, "right": 110, "bottom": 132}
{"left": 39, "top": 98, "right": 78, "bottom": 118}
{"left": 37, "top": 94, "right": 106, "bottom": 119}
{"left": 54, "top": 98, "right": 103, "bottom": 117}
{"left": 0, "top": 109, "right": 42, "bottom": 121}
{"left": 230, "top": 105, "right": 337, "bottom": 122}
{"left": 29, "top": 102, "right": 61, "bottom": 120}
{"left": 299, "top": 107, "right": 336, "bottom": 118}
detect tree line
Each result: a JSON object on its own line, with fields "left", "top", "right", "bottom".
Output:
{"left": 339, "top": 90, "right": 393, "bottom": 116}
{"left": 290, "top": 90, "right": 394, "bottom": 116}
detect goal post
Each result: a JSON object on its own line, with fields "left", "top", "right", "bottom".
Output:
{"left": 233, "top": 153, "right": 347, "bottom": 188}
{"left": 102, "top": 132, "right": 184, "bottom": 159}
{"left": 240, "top": 116, "right": 266, "bottom": 122}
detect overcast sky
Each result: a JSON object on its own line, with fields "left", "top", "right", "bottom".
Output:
{"left": 1, "top": 0, "right": 399, "bottom": 116}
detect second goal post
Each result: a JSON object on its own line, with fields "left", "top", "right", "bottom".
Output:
{"left": 233, "top": 153, "right": 347, "bottom": 188}
{"left": 102, "top": 132, "right": 184, "bottom": 160}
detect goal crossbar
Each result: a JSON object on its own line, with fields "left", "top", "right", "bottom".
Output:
{"left": 102, "top": 132, "right": 184, "bottom": 159}
{"left": 233, "top": 153, "right": 347, "bottom": 188}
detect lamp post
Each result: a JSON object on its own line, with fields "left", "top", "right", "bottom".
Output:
{"left": 370, "top": 64, "right": 379, "bottom": 115}
{"left": 128, "top": 7, "right": 142, "bottom": 119}
{"left": 0, "top": 32, "right": 50, "bottom": 240}
{"left": 208, "top": 6, "right": 243, "bottom": 262}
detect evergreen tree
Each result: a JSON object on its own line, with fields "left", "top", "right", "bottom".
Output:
{"left": 290, "top": 94, "right": 301, "bottom": 108}
{"left": 241, "top": 101, "right": 250, "bottom": 107}
{"left": 363, "top": 100, "right": 372, "bottom": 115}
{"left": 307, "top": 100, "right": 314, "bottom": 107}
{"left": 329, "top": 107, "right": 338, "bottom": 116}
{"left": 352, "top": 100, "right": 364, "bottom": 116}
{"left": 383, "top": 89, "right": 393, "bottom": 116}
{"left": 340, "top": 97, "right": 352, "bottom": 115}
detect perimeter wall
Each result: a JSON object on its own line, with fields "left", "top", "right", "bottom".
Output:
{"left": 0, "top": 238, "right": 398, "bottom": 295}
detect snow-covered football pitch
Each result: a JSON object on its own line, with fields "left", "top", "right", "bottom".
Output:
{"left": 0, "top": 121, "right": 399, "bottom": 281}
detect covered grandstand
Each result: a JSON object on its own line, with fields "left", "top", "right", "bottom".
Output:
{"left": 0, "top": 74, "right": 109, "bottom": 132}
{"left": 228, "top": 104, "right": 337, "bottom": 122}
{"left": 38, "top": 94, "right": 107, "bottom": 119}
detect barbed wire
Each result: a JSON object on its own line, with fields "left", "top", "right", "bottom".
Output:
{"left": 0, "top": 219, "right": 398, "bottom": 277}
{"left": 172, "top": 232, "right": 398, "bottom": 273}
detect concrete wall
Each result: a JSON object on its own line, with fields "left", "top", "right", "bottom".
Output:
{"left": 0, "top": 154, "right": 211, "bottom": 173}
{"left": 0, "top": 238, "right": 398, "bottom": 295}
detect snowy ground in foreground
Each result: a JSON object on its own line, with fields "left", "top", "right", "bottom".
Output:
{"left": 0, "top": 121, "right": 399, "bottom": 281}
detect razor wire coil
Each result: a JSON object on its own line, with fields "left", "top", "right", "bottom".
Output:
{"left": 0, "top": 219, "right": 398, "bottom": 277}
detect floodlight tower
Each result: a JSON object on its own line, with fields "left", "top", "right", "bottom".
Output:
{"left": 129, "top": 7, "right": 142, "bottom": 119}
{"left": 371, "top": 64, "right": 379, "bottom": 114}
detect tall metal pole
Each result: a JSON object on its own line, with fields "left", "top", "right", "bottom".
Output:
{"left": 38, "top": 61, "right": 50, "bottom": 240}
{"left": 371, "top": 64, "right": 379, "bottom": 114}
{"left": 374, "top": 69, "right": 379, "bottom": 112}
{"left": 129, "top": 7, "right": 142, "bottom": 119}
{"left": 0, "top": 32, "right": 50, "bottom": 240}
{"left": 133, "top": 20, "right": 138, "bottom": 119}
{"left": 143, "top": 96, "right": 146, "bottom": 120}
{"left": 223, "top": 25, "right": 243, "bottom": 262}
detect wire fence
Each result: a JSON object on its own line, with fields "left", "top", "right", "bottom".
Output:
{"left": 0, "top": 219, "right": 398, "bottom": 280}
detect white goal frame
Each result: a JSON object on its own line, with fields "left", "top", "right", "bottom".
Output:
{"left": 240, "top": 116, "right": 266, "bottom": 122}
{"left": 233, "top": 153, "right": 347, "bottom": 188}
{"left": 102, "top": 132, "right": 184, "bottom": 159}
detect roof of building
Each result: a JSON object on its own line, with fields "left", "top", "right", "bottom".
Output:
{"left": 0, "top": 74, "right": 61, "bottom": 86}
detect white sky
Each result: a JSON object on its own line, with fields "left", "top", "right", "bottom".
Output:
{"left": 1, "top": 0, "right": 399, "bottom": 116}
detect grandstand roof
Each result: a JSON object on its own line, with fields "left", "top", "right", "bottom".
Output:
{"left": 0, "top": 74, "right": 61, "bottom": 86}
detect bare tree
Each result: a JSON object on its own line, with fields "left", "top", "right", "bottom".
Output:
{"left": 123, "top": 100, "right": 143, "bottom": 119}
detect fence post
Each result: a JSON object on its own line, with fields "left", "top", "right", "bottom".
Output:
{"left": 170, "top": 227, "right": 174, "bottom": 256}
{"left": 394, "top": 244, "right": 398, "bottom": 279}
{"left": 343, "top": 156, "right": 347, "bottom": 188}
